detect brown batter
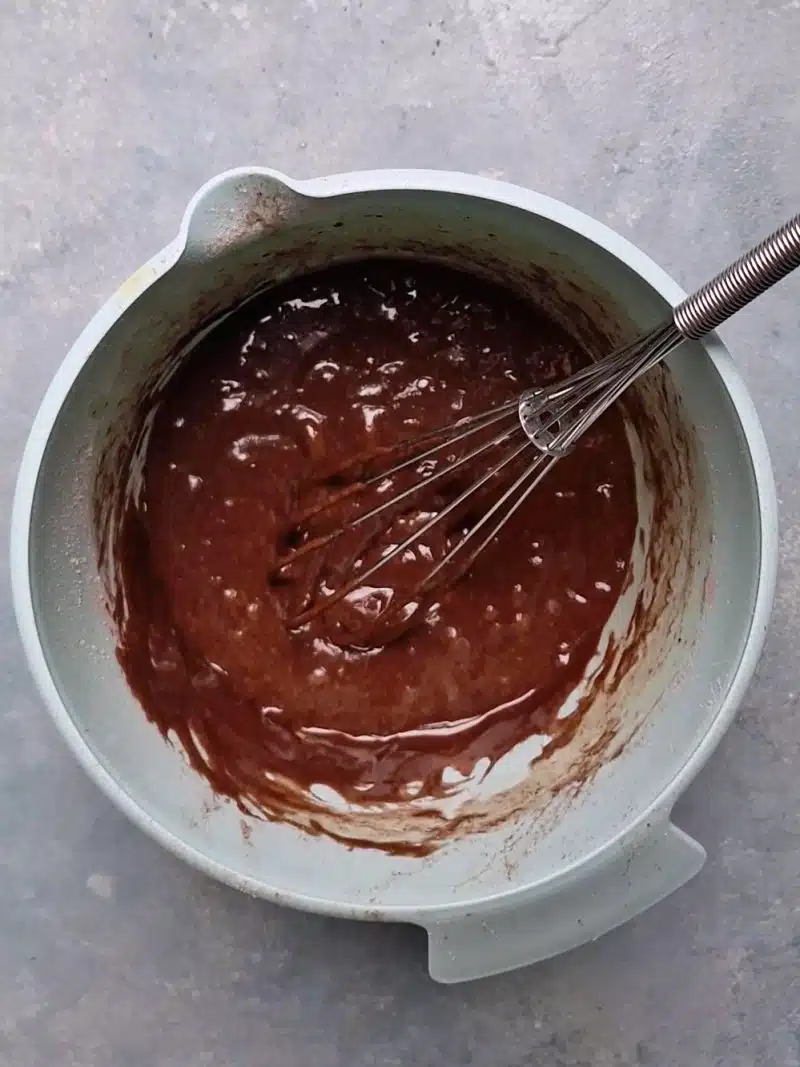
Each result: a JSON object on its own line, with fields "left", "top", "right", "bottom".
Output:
{"left": 111, "top": 260, "right": 638, "bottom": 841}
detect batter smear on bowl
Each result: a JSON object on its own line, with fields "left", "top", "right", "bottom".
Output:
{"left": 110, "top": 260, "right": 638, "bottom": 849}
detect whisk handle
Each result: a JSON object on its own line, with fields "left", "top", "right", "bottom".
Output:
{"left": 673, "top": 214, "right": 800, "bottom": 339}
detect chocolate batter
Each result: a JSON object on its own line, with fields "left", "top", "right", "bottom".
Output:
{"left": 110, "top": 260, "right": 638, "bottom": 845}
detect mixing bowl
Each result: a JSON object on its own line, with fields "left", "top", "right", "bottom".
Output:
{"left": 11, "top": 167, "right": 777, "bottom": 981}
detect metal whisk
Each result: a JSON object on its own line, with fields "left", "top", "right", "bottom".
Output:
{"left": 276, "top": 214, "right": 800, "bottom": 629}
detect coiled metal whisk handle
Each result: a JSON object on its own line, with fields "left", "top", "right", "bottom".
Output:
{"left": 674, "top": 214, "right": 800, "bottom": 340}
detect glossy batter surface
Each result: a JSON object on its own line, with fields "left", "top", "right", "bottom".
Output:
{"left": 112, "top": 261, "right": 638, "bottom": 826}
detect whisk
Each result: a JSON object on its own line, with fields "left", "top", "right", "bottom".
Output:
{"left": 276, "top": 214, "right": 800, "bottom": 628}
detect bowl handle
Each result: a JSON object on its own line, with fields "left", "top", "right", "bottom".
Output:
{"left": 422, "top": 820, "right": 705, "bottom": 983}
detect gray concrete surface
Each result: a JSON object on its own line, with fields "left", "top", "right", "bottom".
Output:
{"left": 1, "top": 0, "right": 799, "bottom": 1063}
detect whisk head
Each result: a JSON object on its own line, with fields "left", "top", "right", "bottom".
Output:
{"left": 269, "top": 398, "right": 557, "bottom": 646}
{"left": 269, "top": 318, "right": 685, "bottom": 646}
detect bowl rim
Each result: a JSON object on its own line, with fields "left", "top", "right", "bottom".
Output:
{"left": 10, "top": 166, "right": 779, "bottom": 921}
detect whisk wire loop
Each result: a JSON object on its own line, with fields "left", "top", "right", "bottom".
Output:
{"left": 281, "top": 407, "right": 534, "bottom": 627}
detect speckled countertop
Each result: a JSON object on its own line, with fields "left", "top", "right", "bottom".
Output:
{"left": 1, "top": 1, "right": 798, "bottom": 1064}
